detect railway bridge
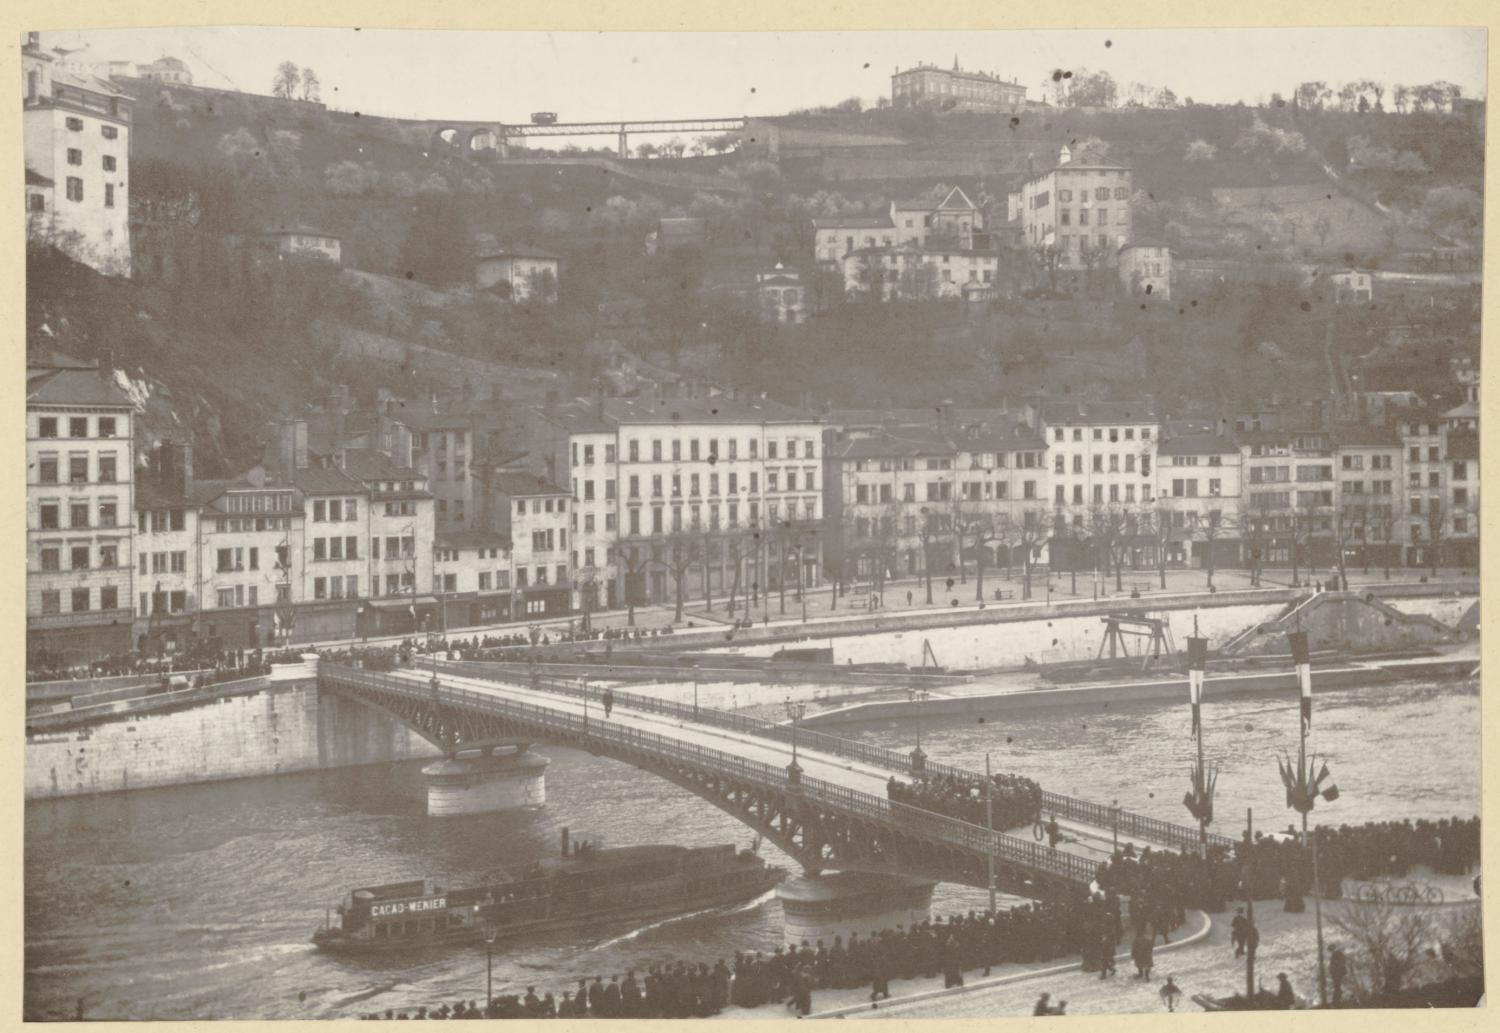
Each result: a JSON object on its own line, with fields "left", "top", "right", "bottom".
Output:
{"left": 426, "top": 116, "right": 747, "bottom": 158}
{"left": 320, "top": 662, "right": 1230, "bottom": 899}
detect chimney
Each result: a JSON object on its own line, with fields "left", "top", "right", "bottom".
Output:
{"left": 1059, "top": 143, "right": 1072, "bottom": 165}
{"left": 593, "top": 387, "right": 606, "bottom": 421}
{"left": 294, "top": 419, "right": 309, "bottom": 470}
{"left": 431, "top": 392, "right": 439, "bottom": 414}
{"left": 276, "top": 418, "right": 296, "bottom": 481}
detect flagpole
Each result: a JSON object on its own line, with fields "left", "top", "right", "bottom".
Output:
{"left": 1291, "top": 624, "right": 1328, "bottom": 1007}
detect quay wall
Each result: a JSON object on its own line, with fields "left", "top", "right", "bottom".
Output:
{"left": 24, "top": 678, "right": 439, "bottom": 802}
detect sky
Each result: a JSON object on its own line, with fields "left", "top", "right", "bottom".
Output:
{"left": 40, "top": 27, "right": 1487, "bottom": 123}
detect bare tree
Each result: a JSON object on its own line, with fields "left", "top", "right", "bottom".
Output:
{"left": 272, "top": 61, "right": 301, "bottom": 100}
{"left": 1420, "top": 493, "right": 1449, "bottom": 576}
{"left": 1373, "top": 499, "right": 1403, "bottom": 580}
{"left": 1002, "top": 510, "right": 1050, "bottom": 600}
{"left": 1190, "top": 507, "right": 1231, "bottom": 590}
{"left": 300, "top": 67, "right": 321, "bottom": 103}
{"left": 658, "top": 532, "right": 699, "bottom": 622}
{"left": 615, "top": 539, "right": 653, "bottom": 627}
{"left": 1148, "top": 505, "right": 1177, "bottom": 590}
{"left": 955, "top": 504, "right": 1003, "bottom": 603}
{"left": 1031, "top": 242, "right": 1062, "bottom": 292}
{"left": 1331, "top": 898, "right": 1438, "bottom": 999}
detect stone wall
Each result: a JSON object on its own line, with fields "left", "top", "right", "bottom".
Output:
{"left": 24, "top": 679, "right": 439, "bottom": 801}
{"left": 1226, "top": 592, "right": 1462, "bottom": 657}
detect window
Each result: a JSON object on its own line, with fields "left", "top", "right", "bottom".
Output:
{"left": 66, "top": 117, "right": 84, "bottom": 131}
{"left": 99, "top": 501, "right": 117, "bottom": 527}
{"left": 66, "top": 177, "right": 83, "bottom": 202}
{"left": 67, "top": 148, "right": 83, "bottom": 166}
{"left": 102, "top": 125, "right": 118, "bottom": 140}
{"left": 314, "top": 577, "right": 327, "bottom": 600}
{"left": 70, "top": 417, "right": 89, "bottom": 438}
{"left": 38, "top": 417, "right": 58, "bottom": 439}
{"left": 38, "top": 456, "right": 58, "bottom": 484}
{"left": 41, "top": 590, "right": 60, "bottom": 615}
{"left": 72, "top": 588, "right": 90, "bottom": 613}
{"left": 70, "top": 502, "right": 89, "bottom": 528}
{"left": 105, "top": 184, "right": 115, "bottom": 208}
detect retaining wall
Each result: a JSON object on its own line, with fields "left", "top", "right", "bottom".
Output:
{"left": 24, "top": 678, "right": 438, "bottom": 801}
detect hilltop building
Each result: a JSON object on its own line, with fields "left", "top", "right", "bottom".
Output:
{"left": 891, "top": 59, "right": 1027, "bottom": 112}
{"left": 262, "top": 225, "right": 342, "bottom": 264}
{"left": 814, "top": 187, "right": 985, "bottom": 267}
{"left": 1118, "top": 242, "right": 1172, "bottom": 300}
{"left": 753, "top": 263, "right": 808, "bottom": 324}
{"left": 475, "top": 242, "right": 561, "bottom": 303}
{"left": 1330, "top": 269, "right": 1373, "bottom": 304}
{"left": 23, "top": 32, "right": 133, "bottom": 277}
{"left": 1008, "top": 145, "right": 1133, "bottom": 271}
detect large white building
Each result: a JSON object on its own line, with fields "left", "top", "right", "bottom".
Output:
{"left": 23, "top": 33, "right": 133, "bottom": 276}
{"left": 814, "top": 187, "right": 985, "bottom": 268}
{"left": 1009, "top": 145, "right": 1133, "bottom": 272}
{"left": 522, "top": 391, "right": 825, "bottom": 610}
{"left": 27, "top": 357, "right": 137, "bottom": 663}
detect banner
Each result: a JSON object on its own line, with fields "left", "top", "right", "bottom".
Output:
{"left": 1288, "top": 630, "right": 1312, "bottom": 731}
{"left": 1187, "top": 635, "right": 1208, "bottom": 737}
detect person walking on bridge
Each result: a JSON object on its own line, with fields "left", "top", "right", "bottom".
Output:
{"left": 602, "top": 689, "right": 615, "bottom": 719}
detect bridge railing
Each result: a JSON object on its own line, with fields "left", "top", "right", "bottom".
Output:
{"left": 1039, "top": 791, "right": 1236, "bottom": 853}
{"left": 431, "top": 659, "right": 1221, "bottom": 852}
{"left": 323, "top": 665, "right": 1098, "bottom": 886}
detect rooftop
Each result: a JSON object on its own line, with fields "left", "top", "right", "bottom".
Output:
{"left": 437, "top": 530, "right": 512, "bottom": 552}
{"left": 476, "top": 243, "right": 563, "bottom": 262}
{"left": 391, "top": 402, "right": 472, "bottom": 432}
{"left": 811, "top": 213, "right": 895, "bottom": 230}
{"left": 1039, "top": 400, "right": 1157, "bottom": 427}
{"left": 491, "top": 471, "right": 570, "bottom": 497}
{"left": 340, "top": 447, "right": 421, "bottom": 483}
{"left": 27, "top": 367, "right": 134, "bottom": 409}
{"left": 893, "top": 186, "right": 979, "bottom": 213}
{"left": 1158, "top": 433, "right": 1240, "bottom": 457}
{"left": 541, "top": 392, "right": 818, "bottom": 431}
{"left": 292, "top": 465, "right": 365, "bottom": 495}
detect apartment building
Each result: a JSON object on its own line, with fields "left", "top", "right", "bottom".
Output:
{"left": 1008, "top": 145, "right": 1133, "bottom": 270}
{"left": 133, "top": 442, "right": 198, "bottom": 652}
{"left": 191, "top": 477, "right": 300, "bottom": 649}
{"left": 1332, "top": 425, "right": 1404, "bottom": 570}
{"left": 490, "top": 471, "right": 573, "bottom": 619}
{"left": 394, "top": 403, "right": 474, "bottom": 533}
{"left": 23, "top": 33, "right": 132, "bottom": 276}
{"left": 1118, "top": 241, "right": 1172, "bottom": 300}
{"left": 341, "top": 447, "right": 437, "bottom": 637}
{"left": 825, "top": 408, "right": 1047, "bottom": 584}
{"left": 520, "top": 392, "right": 824, "bottom": 610}
{"left": 434, "top": 532, "right": 514, "bottom": 628}
{"left": 26, "top": 359, "right": 137, "bottom": 662}
{"left": 1155, "top": 432, "right": 1242, "bottom": 569}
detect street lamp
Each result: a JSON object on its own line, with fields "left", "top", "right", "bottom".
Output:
{"left": 985, "top": 752, "right": 998, "bottom": 914}
{"left": 907, "top": 688, "right": 929, "bottom": 772}
{"left": 484, "top": 928, "right": 498, "bottom": 1008}
{"left": 783, "top": 698, "right": 806, "bottom": 786}
{"left": 919, "top": 507, "right": 934, "bottom": 604}
{"left": 693, "top": 664, "right": 700, "bottom": 718}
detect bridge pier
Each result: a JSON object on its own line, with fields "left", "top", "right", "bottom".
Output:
{"left": 617, "top": 127, "right": 629, "bottom": 159}
{"left": 422, "top": 744, "right": 548, "bottom": 816}
{"left": 777, "top": 872, "right": 936, "bottom": 947}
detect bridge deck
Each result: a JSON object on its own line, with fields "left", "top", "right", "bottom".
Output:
{"left": 380, "top": 665, "right": 1142, "bottom": 870}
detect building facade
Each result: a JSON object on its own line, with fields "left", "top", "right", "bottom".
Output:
{"left": 1118, "top": 242, "right": 1172, "bottom": 299}
{"left": 262, "top": 226, "right": 342, "bottom": 264}
{"left": 475, "top": 246, "right": 561, "bottom": 303}
{"left": 23, "top": 34, "right": 133, "bottom": 276}
{"left": 1008, "top": 146, "right": 1133, "bottom": 272}
{"left": 27, "top": 360, "right": 137, "bottom": 663}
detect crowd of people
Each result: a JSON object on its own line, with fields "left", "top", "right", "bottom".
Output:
{"left": 356, "top": 893, "right": 1175, "bottom": 1020}
{"left": 886, "top": 772, "right": 1044, "bottom": 832}
{"left": 1092, "top": 816, "right": 1482, "bottom": 915}
{"left": 27, "top": 646, "right": 288, "bottom": 689}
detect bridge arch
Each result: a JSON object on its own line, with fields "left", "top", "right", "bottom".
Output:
{"left": 318, "top": 665, "right": 1094, "bottom": 898}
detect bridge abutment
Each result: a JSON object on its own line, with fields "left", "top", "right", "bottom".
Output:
{"left": 422, "top": 746, "right": 548, "bottom": 816}
{"left": 777, "top": 872, "right": 936, "bottom": 946}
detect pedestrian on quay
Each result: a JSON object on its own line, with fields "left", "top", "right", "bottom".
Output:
{"left": 1033, "top": 993, "right": 1053, "bottom": 1016}
{"left": 1131, "top": 926, "right": 1155, "bottom": 981}
{"left": 1046, "top": 815, "right": 1062, "bottom": 850}
{"left": 1160, "top": 975, "right": 1182, "bottom": 1012}
{"left": 1231, "top": 907, "right": 1249, "bottom": 957}
{"left": 1276, "top": 972, "right": 1296, "bottom": 1009}
{"left": 907, "top": 590, "right": 913, "bottom": 606}
{"left": 1329, "top": 945, "right": 1348, "bottom": 1005}
{"left": 1244, "top": 919, "right": 1260, "bottom": 963}
{"left": 602, "top": 689, "right": 614, "bottom": 719}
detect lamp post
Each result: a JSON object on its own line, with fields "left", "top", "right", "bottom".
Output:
{"left": 1112, "top": 798, "right": 1120, "bottom": 853}
{"left": 484, "top": 928, "right": 497, "bottom": 1008}
{"left": 693, "top": 665, "right": 700, "bottom": 718}
{"left": 783, "top": 699, "right": 805, "bottom": 786}
{"left": 919, "top": 507, "right": 934, "bottom": 605}
{"left": 907, "top": 688, "right": 929, "bottom": 773}
{"left": 985, "top": 751, "right": 997, "bottom": 913}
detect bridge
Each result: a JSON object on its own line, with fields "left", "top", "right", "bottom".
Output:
{"left": 320, "top": 661, "right": 1231, "bottom": 899}
{"left": 428, "top": 117, "right": 747, "bottom": 159}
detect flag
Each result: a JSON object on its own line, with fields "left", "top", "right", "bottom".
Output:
{"left": 1187, "top": 636, "right": 1208, "bottom": 737}
{"left": 1289, "top": 631, "right": 1312, "bottom": 732}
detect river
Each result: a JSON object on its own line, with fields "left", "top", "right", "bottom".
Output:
{"left": 24, "top": 676, "right": 1477, "bottom": 1020}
